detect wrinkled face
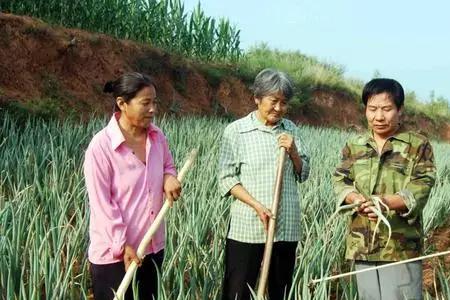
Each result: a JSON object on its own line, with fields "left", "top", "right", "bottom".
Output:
{"left": 117, "top": 85, "right": 157, "bottom": 129}
{"left": 365, "top": 92, "right": 402, "bottom": 138}
{"left": 255, "top": 91, "right": 288, "bottom": 126}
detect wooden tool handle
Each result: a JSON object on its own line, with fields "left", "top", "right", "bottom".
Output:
{"left": 257, "top": 148, "right": 287, "bottom": 298}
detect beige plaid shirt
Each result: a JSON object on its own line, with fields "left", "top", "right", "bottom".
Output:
{"left": 218, "top": 112, "right": 310, "bottom": 243}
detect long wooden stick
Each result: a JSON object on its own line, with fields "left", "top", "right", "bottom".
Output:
{"left": 113, "top": 149, "right": 198, "bottom": 300}
{"left": 311, "top": 250, "right": 450, "bottom": 285}
{"left": 257, "top": 148, "right": 287, "bottom": 299}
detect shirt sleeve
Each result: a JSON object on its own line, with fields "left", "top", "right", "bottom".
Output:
{"left": 218, "top": 125, "right": 241, "bottom": 197}
{"left": 398, "top": 141, "right": 436, "bottom": 223}
{"left": 161, "top": 134, "right": 177, "bottom": 177}
{"left": 293, "top": 130, "right": 310, "bottom": 183}
{"left": 84, "top": 143, "right": 127, "bottom": 259}
{"left": 333, "top": 142, "right": 357, "bottom": 208}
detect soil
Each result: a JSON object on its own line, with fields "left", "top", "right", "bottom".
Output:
{"left": 1, "top": 13, "right": 449, "bottom": 140}
{"left": 423, "top": 221, "right": 450, "bottom": 296}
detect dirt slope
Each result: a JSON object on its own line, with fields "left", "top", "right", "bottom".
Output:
{"left": 0, "top": 13, "right": 449, "bottom": 140}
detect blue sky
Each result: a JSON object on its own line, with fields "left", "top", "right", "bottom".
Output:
{"left": 183, "top": 0, "right": 450, "bottom": 101}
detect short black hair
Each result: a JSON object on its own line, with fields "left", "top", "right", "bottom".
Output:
{"left": 104, "top": 72, "right": 156, "bottom": 112}
{"left": 362, "top": 78, "right": 404, "bottom": 109}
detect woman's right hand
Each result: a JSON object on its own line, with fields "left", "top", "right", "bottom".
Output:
{"left": 253, "top": 202, "right": 274, "bottom": 232}
{"left": 123, "top": 244, "right": 142, "bottom": 271}
{"left": 229, "top": 185, "right": 274, "bottom": 232}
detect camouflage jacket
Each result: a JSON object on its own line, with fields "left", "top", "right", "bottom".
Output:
{"left": 333, "top": 130, "right": 436, "bottom": 261}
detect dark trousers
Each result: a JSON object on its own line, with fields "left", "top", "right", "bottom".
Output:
{"left": 222, "top": 239, "right": 297, "bottom": 300}
{"left": 90, "top": 249, "right": 164, "bottom": 300}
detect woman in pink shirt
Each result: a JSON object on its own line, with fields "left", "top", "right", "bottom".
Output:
{"left": 84, "top": 72, "right": 181, "bottom": 300}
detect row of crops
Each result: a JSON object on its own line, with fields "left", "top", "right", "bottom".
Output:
{"left": 0, "top": 0, "right": 241, "bottom": 62}
{"left": 0, "top": 113, "right": 449, "bottom": 299}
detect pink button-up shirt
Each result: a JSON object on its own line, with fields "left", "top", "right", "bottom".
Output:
{"left": 84, "top": 113, "right": 177, "bottom": 264}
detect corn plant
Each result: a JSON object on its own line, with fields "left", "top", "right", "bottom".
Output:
{"left": 0, "top": 0, "right": 242, "bottom": 62}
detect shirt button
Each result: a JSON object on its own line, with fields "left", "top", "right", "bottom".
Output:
{"left": 151, "top": 211, "right": 154, "bottom": 215}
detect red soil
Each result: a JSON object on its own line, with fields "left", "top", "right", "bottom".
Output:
{"left": 423, "top": 221, "right": 450, "bottom": 296}
{"left": 1, "top": 13, "right": 449, "bottom": 140}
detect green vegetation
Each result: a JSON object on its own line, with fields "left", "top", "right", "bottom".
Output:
{"left": 194, "top": 43, "right": 450, "bottom": 123}
{"left": 238, "top": 44, "right": 449, "bottom": 121}
{"left": 242, "top": 44, "right": 363, "bottom": 97}
{"left": 405, "top": 91, "right": 450, "bottom": 121}
{"left": 0, "top": 0, "right": 241, "bottom": 62}
{"left": 236, "top": 44, "right": 364, "bottom": 109}
{"left": 0, "top": 98, "right": 65, "bottom": 122}
{"left": 0, "top": 114, "right": 449, "bottom": 299}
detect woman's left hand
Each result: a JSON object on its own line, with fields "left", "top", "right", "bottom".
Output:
{"left": 163, "top": 174, "right": 182, "bottom": 207}
{"left": 278, "top": 133, "right": 297, "bottom": 156}
{"left": 123, "top": 244, "right": 142, "bottom": 271}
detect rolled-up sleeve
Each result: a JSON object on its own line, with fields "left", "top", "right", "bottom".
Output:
{"left": 84, "top": 144, "right": 127, "bottom": 259}
{"left": 333, "top": 143, "right": 357, "bottom": 208}
{"left": 399, "top": 141, "right": 436, "bottom": 223}
{"left": 218, "top": 125, "right": 241, "bottom": 197}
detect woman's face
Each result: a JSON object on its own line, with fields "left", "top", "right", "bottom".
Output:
{"left": 365, "top": 92, "right": 402, "bottom": 138}
{"left": 117, "top": 85, "right": 157, "bottom": 129}
{"left": 255, "top": 91, "right": 288, "bottom": 126}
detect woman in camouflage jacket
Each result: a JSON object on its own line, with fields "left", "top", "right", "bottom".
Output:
{"left": 333, "top": 78, "right": 436, "bottom": 300}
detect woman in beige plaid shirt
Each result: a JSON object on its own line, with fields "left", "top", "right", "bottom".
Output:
{"left": 219, "top": 68, "right": 310, "bottom": 300}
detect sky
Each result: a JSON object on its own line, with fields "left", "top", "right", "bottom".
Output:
{"left": 183, "top": 0, "right": 450, "bottom": 101}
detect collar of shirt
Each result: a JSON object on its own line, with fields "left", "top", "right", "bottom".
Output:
{"left": 356, "top": 128, "right": 411, "bottom": 150}
{"left": 237, "top": 111, "right": 289, "bottom": 133}
{"left": 106, "top": 112, "right": 159, "bottom": 151}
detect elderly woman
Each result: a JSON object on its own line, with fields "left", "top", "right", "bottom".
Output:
{"left": 84, "top": 72, "right": 181, "bottom": 300}
{"left": 333, "top": 78, "right": 436, "bottom": 300}
{"left": 219, "top": 68, "right": 310, "bottom": 300}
